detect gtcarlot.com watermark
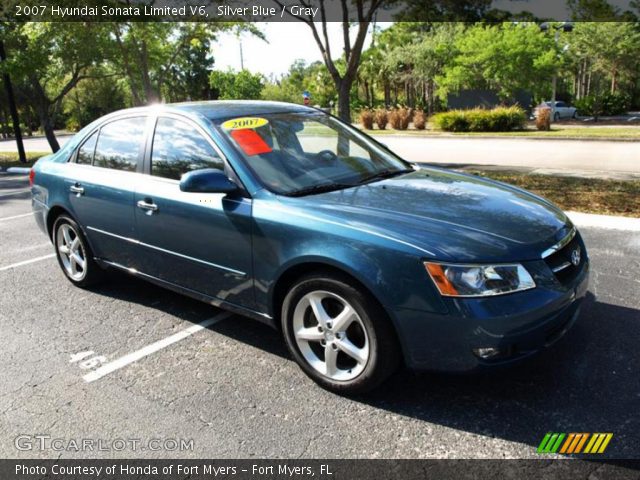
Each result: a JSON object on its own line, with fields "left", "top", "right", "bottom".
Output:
{"left": 15, "top": 435, "right": 194, "bottom": 452}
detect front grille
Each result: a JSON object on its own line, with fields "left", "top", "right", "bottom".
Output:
{"left": 544, "top": 234, "right": 583, "bottom": 285}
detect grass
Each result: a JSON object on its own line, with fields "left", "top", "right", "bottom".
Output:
{"left": 466, "top": 169, "right": 640, "bottom": 217}
{"left": 0, "top": 152, "right": 49, "bottom": 169}
{"left": 363, "top": 125, "right": 640, "bottom": 140}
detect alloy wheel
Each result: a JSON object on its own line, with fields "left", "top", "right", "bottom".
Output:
{"left": 56, "top": 223, "right": 87, "bottom": 281}
{"left": 292, "top": 290, "right": 370, "bottom": 381}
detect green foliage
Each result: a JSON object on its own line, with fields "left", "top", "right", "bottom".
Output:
{"left": 432, "top": 107, "right": 526, "bottom": 132}
{"left": 573, "top": 92, "right": 631, "bottom": 116}
{"left": 209, "top": 70, "right": 264, "bottom": 100}
{"left": 262, "top": 60, "right": 336, "bottom": 107}
{"left": 63, "top": 74, "right": 127, "bottom": 131}
{"left": 438, "top": 23, "right": 558, "bottom": 102}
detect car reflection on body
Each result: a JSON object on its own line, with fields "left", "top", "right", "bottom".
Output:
{"left": 30, "top": 101, "right": 588, "bottom": 394}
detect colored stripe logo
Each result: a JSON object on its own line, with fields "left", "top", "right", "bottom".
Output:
{"left": 537, "top": 433, "right": 613, "bottom": 454}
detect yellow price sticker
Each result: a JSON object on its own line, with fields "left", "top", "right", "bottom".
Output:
{"left": 221, "top": 117, "right": 269, "bottom": 130}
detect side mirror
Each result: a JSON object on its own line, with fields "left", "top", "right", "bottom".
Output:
{"left": 179, "top": 168, "right": 238, "bottom": 194}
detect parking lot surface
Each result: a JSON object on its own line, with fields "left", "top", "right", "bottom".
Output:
{"left": 1, "top": 173, "right": 639, "bottom": 459}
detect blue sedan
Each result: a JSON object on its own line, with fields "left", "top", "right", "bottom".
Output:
{"left": 31, "top": 101, "right": 589, "bottom": 394}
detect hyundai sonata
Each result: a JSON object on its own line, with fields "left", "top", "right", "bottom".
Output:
{"left": 31, "top": 101, "right": 588, "bottom": 393}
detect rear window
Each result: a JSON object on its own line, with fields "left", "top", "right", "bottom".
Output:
{"left": 77, "top": 131, "right": 98, "bottom": 165}
{"left": 93, "top": 117, "right": 146, "bottom": 172}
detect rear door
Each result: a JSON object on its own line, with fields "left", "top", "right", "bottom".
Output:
{"left": 63, "top": 115, "right": 149, "bottom": 266}
{"left": 133, "top": 114, "right": 254, "bottom": 307}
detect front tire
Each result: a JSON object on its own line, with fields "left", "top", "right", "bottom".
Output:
{"left": 53, "top": 215, "right": 103, "bottom": 287}
{"left": 281, "top": 273, "right": 400, "bottom": 394}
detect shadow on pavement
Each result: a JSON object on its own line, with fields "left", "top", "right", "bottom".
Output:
{"left": 88, "top": 270, "right": 640, "bottom": 459}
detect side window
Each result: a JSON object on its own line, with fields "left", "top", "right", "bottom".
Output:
{"left": 151, "top": 117, "right": 224, "bottom": 180}
{"left": 94, "top": 117, "right": 146, "bottom": 172}
{"left": 76, "top": 130, "right": 98, "bottom": 165}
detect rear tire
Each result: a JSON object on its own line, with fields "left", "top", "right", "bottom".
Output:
{"left": 281, "top": 272, "right": 401, "bottom": 394}
{"left": 553, "top": 112, "right": 560, "bottom": 122}
{"left": 53, "top": 215, "right": 103, "bottom": 288}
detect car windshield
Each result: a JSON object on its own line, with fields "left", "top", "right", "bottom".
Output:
{"left": 213, "top": 112, "right": 413, "bottom": 196}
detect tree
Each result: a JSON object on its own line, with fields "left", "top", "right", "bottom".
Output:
{"left": 0, "top": 37, "right": 25, "bottom": 162}
{"left": 568, "top": 22, "right": 640, "bottom": 95}
{"left": 1, "top": 22, "right": 110, "bottom": 152}
{"left": 274, "top": 0, "right": 385, "bottom": 122}
{"left": 438, "top": 23, "right": 558, "bottom": 103}
{"left": 107, "top": 23, "right": 260, "bottom": 105}
{"left": 210, "top": 70, "right": 264, "bottom": 100}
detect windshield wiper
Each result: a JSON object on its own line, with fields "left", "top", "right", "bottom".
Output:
{"left": 285, "top": 182, "right": 354, "bottom": 197}
{"left": 357, "top": 168, "right": 415, "bottom": 185}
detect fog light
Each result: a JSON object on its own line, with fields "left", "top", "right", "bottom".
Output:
{"left": 473, "top": 347, "right": 503, "bottom": 359}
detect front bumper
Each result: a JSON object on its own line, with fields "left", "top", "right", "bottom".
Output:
{"left": 395, "top": 255, "right": 589, "bottom": 372}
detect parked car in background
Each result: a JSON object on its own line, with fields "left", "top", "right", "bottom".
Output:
{"left": 30, "top": 101, "right": 589, "bottom": 394}
{"left": 535, "top": 101, "right": 578, "bottom": 121}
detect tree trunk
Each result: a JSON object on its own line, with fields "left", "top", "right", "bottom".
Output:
{"left": 611, "top": 69, "right": 617, "bottom": 94}
{"left": 0, "top": 41, "right": 26, "bottom": 162}
{"left": 36, "top": 105, "right": 60, "bottom": 152}
{"left": 337, "top": 80, "right": 351, "bottom": 123}
{"left": 364, "top": 80, "right": 370, "bottom": 107}
{"left": 384, "top": 81, "right": 390, "bottom": 108}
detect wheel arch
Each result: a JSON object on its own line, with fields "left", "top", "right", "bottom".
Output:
{"left": 270, "top": 259, "right": 402, "bottom": 348}
{"left": 46, "top": 205, "right": 97, "bottom": 256}
{"left": 46, "top": 204, "right": 73, "bottom": 239}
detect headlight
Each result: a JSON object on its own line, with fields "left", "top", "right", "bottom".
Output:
{"left": 424, "top": 262, "right": 535, "bottom": 297}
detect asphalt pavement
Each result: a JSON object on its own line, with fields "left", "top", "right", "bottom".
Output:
{"left": 0, "top": 174, "right": 639, "bottom": 459}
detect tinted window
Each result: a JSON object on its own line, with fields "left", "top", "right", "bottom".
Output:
{"left": 77, "top": 131, "right": 97, "bottom": 165}
{"left": 151, "top": 117, "right": 224, "bottom": 180}
{"left": 94, "top": 117, "right": 146, "bottom": 171}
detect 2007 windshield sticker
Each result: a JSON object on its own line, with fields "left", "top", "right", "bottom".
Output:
{"left": 221, "top": 117, "right": 269, "bottom": 130}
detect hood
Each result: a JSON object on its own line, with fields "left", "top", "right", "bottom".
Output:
{"left": 283, "top": 168, "right": 571, "bottom": 262}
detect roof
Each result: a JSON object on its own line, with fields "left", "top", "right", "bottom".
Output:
{"left": 167, "top": 100, "right": 316, "bottom": 120}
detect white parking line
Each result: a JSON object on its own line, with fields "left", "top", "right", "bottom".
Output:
{"left": 566, "top": 211, "right": 640, "bottom": 232}
{"left": 0, "top": 253, "right": 55, "bottom": 272}
{"left": 0, "top": 212, "right": 33, "bottom": 221}
{"left": 0, "top": 188, "right": 30, "bottom": 198}
{"left": 83, "top": 312, "right": 231, "bottom": 383}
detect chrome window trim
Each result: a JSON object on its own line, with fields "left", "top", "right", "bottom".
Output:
{"left": 86, "top": 226, "right": 246, "bottom": 277}
{"left": 541, "top": 227, "right": 576, "bottom": 259}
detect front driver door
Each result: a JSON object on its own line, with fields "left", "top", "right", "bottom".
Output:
{"left": 134, "top": 114, "right": 254, "bottom": 308}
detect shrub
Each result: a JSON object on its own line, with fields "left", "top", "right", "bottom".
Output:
{"left": 574, "top": 92, "right": 630, "bottom": 117}
{"left": 432, "top": 106, "right": 526, "bottom": 132}
{"left": 535, "top": 105, "right": 552, "bottom": 131}
{"left": 413, "top": 110, "right": 426, "bottom": 130}
{"left": 358, "top": 109, "right": 375, "bottom": 130}
{"left": 374, "top": 109, "right": 388, "bottom": 130}
{"left": 389, "top": 107, "right": 411, "bottom": 130}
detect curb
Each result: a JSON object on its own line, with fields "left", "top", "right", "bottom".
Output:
{"left": 4, "top": 167, "right": 31, "bottom": 174}
{"left": 566, "top": 211, "right": 640, "bottom": 231}
{"left": 368, "top": 133, "right": 640, "bottom": 142}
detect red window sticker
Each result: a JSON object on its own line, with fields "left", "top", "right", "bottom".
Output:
{"left": 230, "top": 129, "right": 272, "bottom": 156}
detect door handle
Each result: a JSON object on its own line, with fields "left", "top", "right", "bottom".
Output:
{"left": 69, "top": 184, "right": 84, "bottom": 196}
{"left": 137, "top": 199, "right": 158, "bottom": 214}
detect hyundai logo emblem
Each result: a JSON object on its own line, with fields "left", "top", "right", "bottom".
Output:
{"left": 570, "top": 247, "right": 581, "bottom": 266}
